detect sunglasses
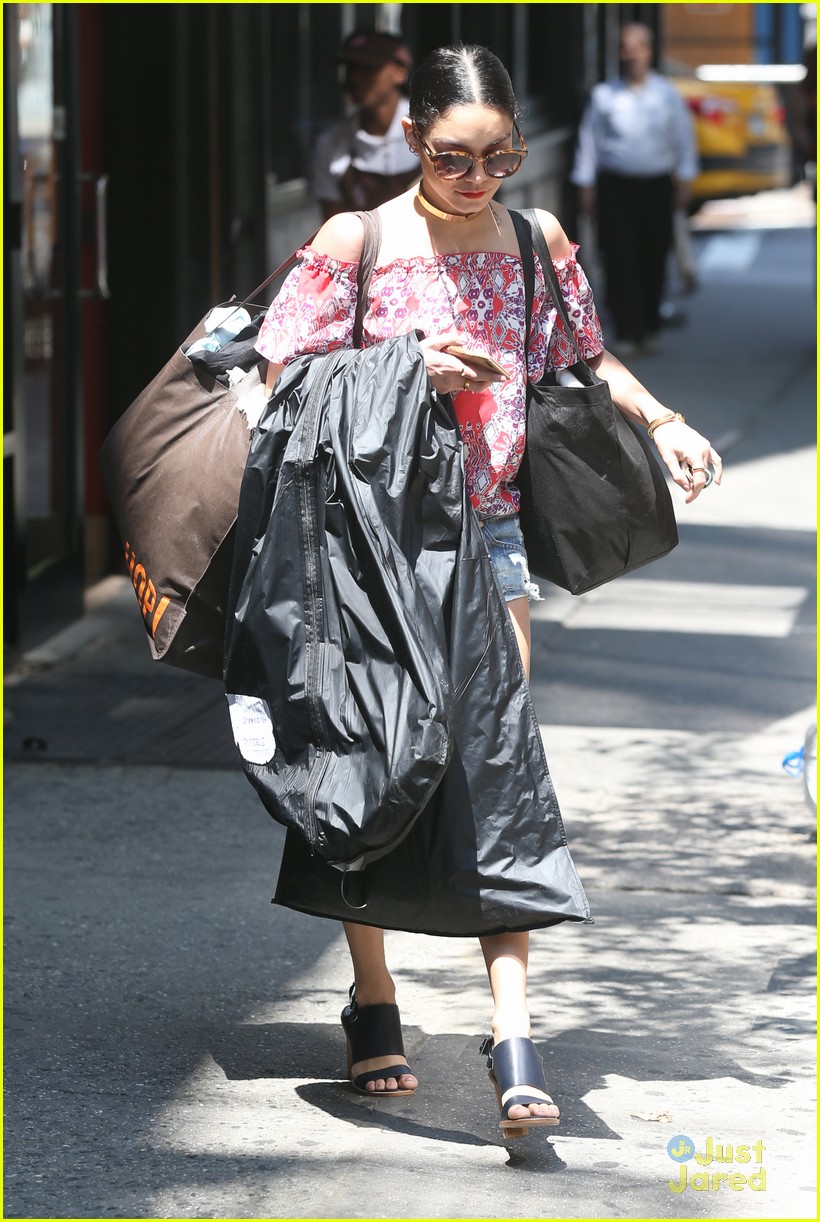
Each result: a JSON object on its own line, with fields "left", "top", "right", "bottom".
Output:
{"left": 414, "top": 121, "right": 528, "bottom": 180}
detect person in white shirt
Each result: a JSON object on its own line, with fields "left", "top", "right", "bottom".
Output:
{"left": 312, "top": 31, "right": 420, "bottom": 219}
{"left": 571, "top": 23, "right": 698, "bottom": 357}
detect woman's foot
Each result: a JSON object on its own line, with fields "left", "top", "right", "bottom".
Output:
{"left": 342, "top": 983, "right": 418, "bottom": 1096}
{"left": 503, "top": 1084, "right": 560, "bottom": 1122}
{"left": 489, "top": 1015, "right": 559, "bottom": 1124}
{"left": 349, "top": 1055, "right": 418, "bottom": 1094}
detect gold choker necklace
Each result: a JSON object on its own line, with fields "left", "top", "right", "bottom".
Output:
{"left": 416, "top": 187, "right": 501, "bottom": 234}
{"left": 417, "top": 187, "right": 476, "bottom": 222}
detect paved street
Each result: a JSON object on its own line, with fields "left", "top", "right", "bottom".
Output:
{"left": 4, "top": 194, "right": 816, "bottom": 1219}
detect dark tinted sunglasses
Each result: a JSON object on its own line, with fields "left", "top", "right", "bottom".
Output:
{"left": 414, "top": 121, "right": 528, "bottom": 180}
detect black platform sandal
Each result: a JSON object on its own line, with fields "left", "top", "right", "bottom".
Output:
{"left": 341, "top": 984, "right": 416, "bottom": 1097}
{"left": 480, "top": 1036, "right": 560, "bottom": 1139}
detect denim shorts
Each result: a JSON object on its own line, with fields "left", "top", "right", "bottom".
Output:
{"left": 478, "top": 513, "right": 543, "bottom": 603}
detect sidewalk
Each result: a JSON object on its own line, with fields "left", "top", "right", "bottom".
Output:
{"left": 4, "top": 209, "right": 816, "bottom": 1220}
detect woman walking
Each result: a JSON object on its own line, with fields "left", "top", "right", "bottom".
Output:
{"left": 252, "top": 43, "right": 721, "bottom": 1139}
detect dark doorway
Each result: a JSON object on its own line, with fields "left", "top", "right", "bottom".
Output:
{"left": 5, "top": 3, "right": 84, "bottom": 650}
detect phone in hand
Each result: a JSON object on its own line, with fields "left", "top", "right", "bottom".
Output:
{"left": 444, "top": 345, "right": 510, "bottom": 380}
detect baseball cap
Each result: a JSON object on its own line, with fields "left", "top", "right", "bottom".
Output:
{"left": 337, "top": 31, "right": 412, "bottom": 71}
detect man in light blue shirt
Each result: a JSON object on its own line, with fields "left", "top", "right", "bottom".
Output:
{"left": 571, "top": 23, "right": 698, "bottom": 356}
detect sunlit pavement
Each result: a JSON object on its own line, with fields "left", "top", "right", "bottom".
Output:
{"left": 689, "top": 181, "right": 816, "bottom": 230}
{"left": 4, "top": 188, "right": 816, "bottom": 1220}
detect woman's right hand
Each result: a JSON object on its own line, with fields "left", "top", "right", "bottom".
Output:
{"left": 419, "top": 332, "right": 506, "bottom": 396}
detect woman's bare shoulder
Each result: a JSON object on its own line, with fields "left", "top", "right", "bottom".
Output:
{"left": 310, "top": 212, "right": 366, "bottom": 262}
{"left": 530, "top": 207, "right": 574, "bottom": 261}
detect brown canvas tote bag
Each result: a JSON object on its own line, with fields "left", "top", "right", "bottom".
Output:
{"left": 100, "top": 213, "right": 380, "bottom": 680}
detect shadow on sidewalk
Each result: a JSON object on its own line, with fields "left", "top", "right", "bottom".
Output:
{"left": 208, "top": 1022, "right": 791, "bottom": 1156}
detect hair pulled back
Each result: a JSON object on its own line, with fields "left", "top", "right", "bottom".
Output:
{"left": 408, "top": 44, "right": 520, "bottom": 134}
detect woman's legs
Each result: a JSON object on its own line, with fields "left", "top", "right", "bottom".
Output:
{"left": 479, "top": 930, "right": 559, "bottom": 1120}
{"left": 343, "top": 921, "right": 418, "bottom": 1093}
{"left": 505, "top": 593, "right": 531, "bottom": 676}
{"left": 340, "top": 595, "right": 551, "bottom": 1113}
{"left": 478, "top": 594, "right": 558, "bottom": 1121}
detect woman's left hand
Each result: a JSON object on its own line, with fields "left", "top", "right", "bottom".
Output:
{"left": 652, "top": 420, "right": 723, "bottom": 503}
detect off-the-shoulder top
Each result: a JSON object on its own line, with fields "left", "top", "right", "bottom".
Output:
{"left": 256, "top": 245, "right": 604, "bottom": 518}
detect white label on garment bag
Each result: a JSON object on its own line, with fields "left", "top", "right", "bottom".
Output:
{"left": 226, "top": 693, "right": 276, "bottom": 764}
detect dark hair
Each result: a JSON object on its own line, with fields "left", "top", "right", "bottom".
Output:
{"left": 408, "top": 44, "right": 520, "bottom": 134}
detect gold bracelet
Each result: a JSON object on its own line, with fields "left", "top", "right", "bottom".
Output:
{"left": 647, "top": 411, "right": 685, "bottom": 440}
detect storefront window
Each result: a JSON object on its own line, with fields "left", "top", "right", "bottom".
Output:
{"left": 16, "top": 3, "right": 71, "bottom": 573}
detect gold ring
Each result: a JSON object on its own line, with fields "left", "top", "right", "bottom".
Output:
{"left": 462, "top": 379, "right": 470, "bottom": 391}
{"left": 689, "top": 464, "right": 714, "bottom": 488}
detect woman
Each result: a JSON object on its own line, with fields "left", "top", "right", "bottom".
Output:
{"left": 254, "top": 44, "right": 722, "bottom": 1138}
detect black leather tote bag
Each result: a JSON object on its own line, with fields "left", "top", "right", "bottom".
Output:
{"left": 510, "top": 209, "right": 678, "bottom": 595}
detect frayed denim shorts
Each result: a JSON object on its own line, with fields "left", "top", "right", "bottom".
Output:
{"left": 478, "top": 513, "right": 543, "bottom": 603}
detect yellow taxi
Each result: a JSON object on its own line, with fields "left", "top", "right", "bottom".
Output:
{"left": 673, "top": 77, "right": 792, "bottom": 206}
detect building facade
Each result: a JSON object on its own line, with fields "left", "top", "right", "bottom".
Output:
{"left": 15, "top": 2, "right": 803, "bottom": 651}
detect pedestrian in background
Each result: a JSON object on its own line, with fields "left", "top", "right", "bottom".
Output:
{"left": 311, "top": 30, "right": 419, "bottom": 218}
{"left": 571, "top": 22, "right": 698, "bottom": 358}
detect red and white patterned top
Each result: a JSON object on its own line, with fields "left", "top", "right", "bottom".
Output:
{"left": 256, "top": 244, "right": 604, "bottom": 518}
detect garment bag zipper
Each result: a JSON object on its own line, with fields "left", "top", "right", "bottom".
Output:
{"left": 295, "top": 354, "right": 343, "bottom": 851}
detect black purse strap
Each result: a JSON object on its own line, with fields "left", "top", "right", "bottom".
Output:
{"left": 509, "top": 210, "right": 536, "bottom": 366}
{"left": 510, "top": 208, "right": 585, "bottom": 367}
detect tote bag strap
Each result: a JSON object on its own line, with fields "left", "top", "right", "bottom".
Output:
{"left": 509, "top": 210, "right": 536, "bottom": 364}
{"left": 510, "top": 208, "right": 585, "bottom": 367}
{"left": 241, "top": 209, "right": 381, "bottom": 346}
{"left": 353, "top": 209, "right": 382, "bottom": 348}
{"left": 243, "top": 232, "right": 320, "bottom": 303}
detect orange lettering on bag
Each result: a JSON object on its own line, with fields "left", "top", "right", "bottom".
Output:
{"left": 123, "top": 542, "right": 172, "bottom": 637}
{"left": 132, "top": 564, "right": 147, "bottom": 602}
{"left": 151, "top": 597, "right": 171, "bottom": 635}
{"left": 142, "top": 580, "right": 156, "bottom": 617}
